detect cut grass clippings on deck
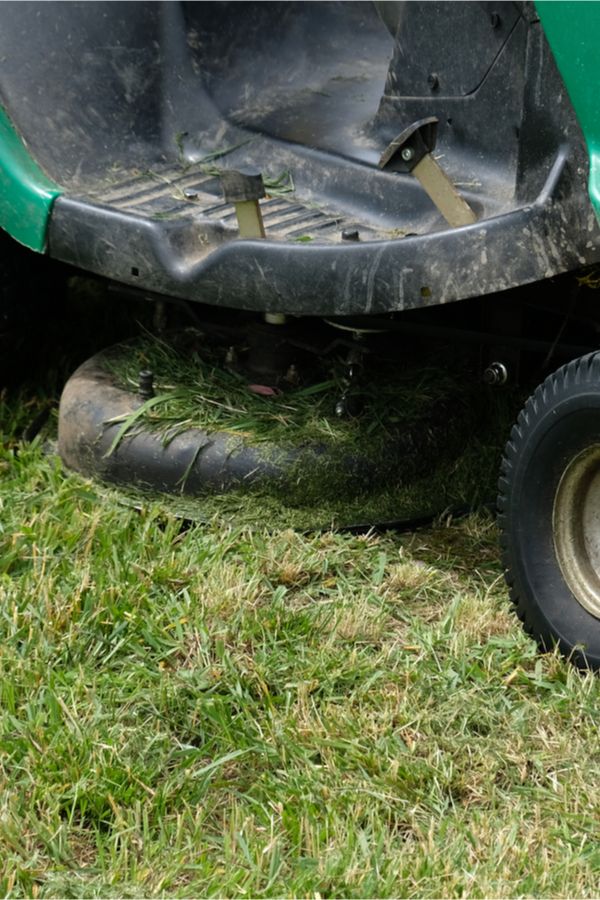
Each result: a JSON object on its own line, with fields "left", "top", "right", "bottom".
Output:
{"left": 104, "top": 329, "right": 466, "bottom": 449}
{"left": 100, "top": 330, "right": 522, "bottom": 527}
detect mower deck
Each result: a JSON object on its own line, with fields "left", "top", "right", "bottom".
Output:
{"left": 57, "top": 328, "right": 516, "bottom": 529}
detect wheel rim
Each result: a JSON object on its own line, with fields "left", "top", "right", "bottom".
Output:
{"left": 553, "top": 444, "right": 600, "bottom": 619}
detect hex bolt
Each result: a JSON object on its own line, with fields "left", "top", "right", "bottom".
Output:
{"left": 401, "top": 147, "right": 415, "bottom": 162}
{"left": 341, "top": 229, "right": 360, "bottom": 241}
{"left": 427, "top": 73, "right": 439, "bottom": 91}
{"left": 138, "top": 369, "right": 155, "bottom": 399}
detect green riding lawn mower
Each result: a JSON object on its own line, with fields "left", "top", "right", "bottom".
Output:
{"left": 3, "top": 0, "right": 600, "bottom": 667}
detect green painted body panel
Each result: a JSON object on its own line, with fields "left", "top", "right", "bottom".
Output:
{"left": 536, "top": 1, "right": 600, "bottom": 222}
{"left": 0, "top": 106, "right": 60, "bottom": 251}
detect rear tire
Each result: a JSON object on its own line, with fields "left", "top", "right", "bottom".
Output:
{"left": 498, "top": 352, "right": 600, "bottom": 669}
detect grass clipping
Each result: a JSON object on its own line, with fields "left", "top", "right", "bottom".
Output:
{"left": 103, "top": 330, "right": 521, "bottom": 529}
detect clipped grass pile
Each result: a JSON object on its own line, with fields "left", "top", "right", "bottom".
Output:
{"left": 106, "top": 329, "right": 466, "bottom": 448}
{"left": 103, "top": 331, "right": 522, "bottom": 527}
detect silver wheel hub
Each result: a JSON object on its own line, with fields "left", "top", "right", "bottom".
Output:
{"left": 553, "top": 445, "right": 600, "bottom": 619}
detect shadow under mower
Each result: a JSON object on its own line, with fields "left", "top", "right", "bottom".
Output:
{"left": 3, "top": 0, "right": 600, "bottom": 667}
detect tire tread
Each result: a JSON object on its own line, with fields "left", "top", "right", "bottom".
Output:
{"left": 497, "top": 351, "right": 600, "bottom": 650}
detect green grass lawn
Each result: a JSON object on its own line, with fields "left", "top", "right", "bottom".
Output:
{"left": 1, "top": 288, "right": 600, "bottom": 898}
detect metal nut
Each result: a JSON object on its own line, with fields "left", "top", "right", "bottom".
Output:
{"left": 483, "top": 361, "right": 508, "bottom": 386}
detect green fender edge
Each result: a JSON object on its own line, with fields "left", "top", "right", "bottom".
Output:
{"left": 536, "top": 0, "right": 600, "bottom": 224}
{"left": 0, "top": 106, "right": 61, "bottom": 252}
